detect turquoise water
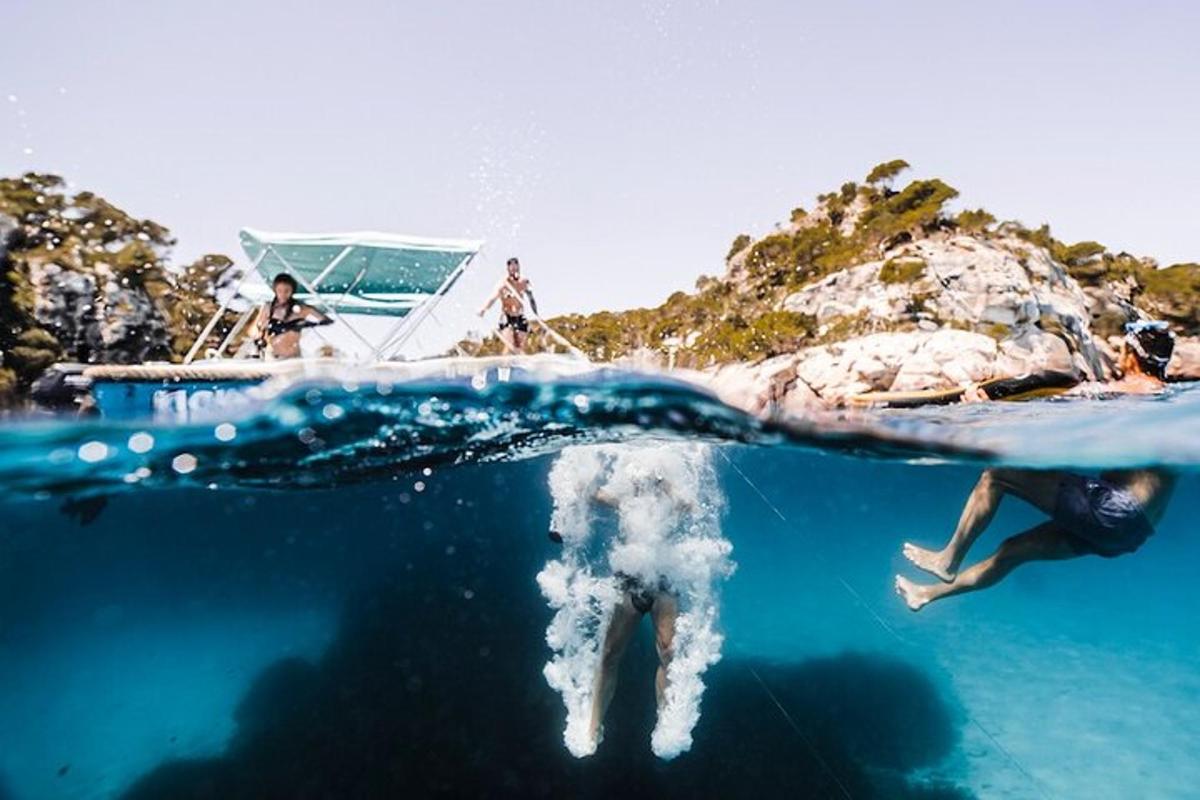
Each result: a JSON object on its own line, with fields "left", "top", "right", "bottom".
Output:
{"left": 0, "top": 373, "right": 1197, "bottom": 799}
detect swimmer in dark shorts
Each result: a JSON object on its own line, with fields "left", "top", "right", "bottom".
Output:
{"left": 477, "top": 257, "right": 539, "bottom": 353}
{"left": 579, "top": 482, "right": 687, "bottom": 750}
{"left": 895, "top": 468, "right": 1176, "bottom": 612}
{"left": 499, "top": 313, "right": 530, "bottom": 334}
{"left": 590, "top": 570, "right": 678, "bottom": 745}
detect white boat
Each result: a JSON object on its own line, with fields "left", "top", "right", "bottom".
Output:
{"left": 64, "top": 228, "right": 584, "bottom": 421}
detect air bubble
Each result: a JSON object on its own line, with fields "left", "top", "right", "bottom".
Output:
{"left": 171, "top": 454, "right": 197, "bottom": 474}
{"left": 78, "top": 441, "right": 109, "bottom": 463}
{"left": 128, "top": 432, "right": 155, "bottom": 453}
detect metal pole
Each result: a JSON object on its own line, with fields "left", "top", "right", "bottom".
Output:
{"left": 214, "top": 307, "right": 254, "bottom": 359}
{"left": 183, "top": 251, "right": 265, "bottom": 364}
{"left": 380, "top": 250, "right": 477, "bottom": 360}
{"left": 269, "top": 245, "right": 379, "bottom": 356}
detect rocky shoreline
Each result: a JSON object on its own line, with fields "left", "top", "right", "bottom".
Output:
{"left": 3, "top": 165, "right": 1198, "bottom": 412}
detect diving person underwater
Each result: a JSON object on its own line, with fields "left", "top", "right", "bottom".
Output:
{"left": 539, "top": 443, "right": 733, "bottom": 759}
{"left": 896, "top": 321, "right": 1179, "bottom": 611}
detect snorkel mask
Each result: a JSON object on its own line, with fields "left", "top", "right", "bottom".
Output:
{"left": 1123, "top": 320, "right": 1175, "bottom": 376}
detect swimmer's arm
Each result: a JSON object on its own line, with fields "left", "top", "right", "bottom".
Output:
{"left": 526, "top": 284, "right": 539, "bottom": 317}
{"left": 302, "top": 305, "right": 333, "bottom": 325}
{"left": 252, "top": 304, "right": 270, "bottom": 339}
{"left": 960, "top": 383, "right": 988, "bottom": 403}
{"left": 477, "top": 281, "right": 503, "bottom": 317}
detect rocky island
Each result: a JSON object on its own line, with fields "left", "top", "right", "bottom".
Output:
{"left": 2, "top": 162, "right": 1197, "bottom": 412}
{"left": 537, "top": 161, "right": 1200, "bottom": 410}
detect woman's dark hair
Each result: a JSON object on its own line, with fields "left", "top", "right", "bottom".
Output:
{"left": 273, "top": 273, "right": 298, "bottom": 291}
{"left": 1125, "top": 324, "right": 1175, "bottom": 380}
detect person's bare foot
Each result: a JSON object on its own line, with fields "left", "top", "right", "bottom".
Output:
{"left": 894, "top": 575, "right": 934, "bottom": 612}
{"left": 902, "top": 542, "right": 955, "bottom": 583}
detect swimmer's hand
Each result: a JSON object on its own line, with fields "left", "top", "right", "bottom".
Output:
{"left": 548, "top": 530, "right": 564, "bottom": 545}
{"left": 961, "top": 383, "right": 989, "bottom": 404}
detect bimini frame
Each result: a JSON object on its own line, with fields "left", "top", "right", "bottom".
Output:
{"left": 183, "top": 229, "right": 482, "bottom": 364}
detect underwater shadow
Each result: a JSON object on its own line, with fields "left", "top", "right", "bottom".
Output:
{"left": 120, "top": 571, "right": 972, "bottom": 800}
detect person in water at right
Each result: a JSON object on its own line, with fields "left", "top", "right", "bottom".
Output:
{"left": 962, "top": 319, "right": 1177, "bottom": 402}
{"left": 895, "top": 467, "right": 1176, "bottom": 611}
{"left": 897, "top": 322, "right": 1178, "bottom": 611}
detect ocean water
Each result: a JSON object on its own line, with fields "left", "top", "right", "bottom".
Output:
{"left": 1, "top": 371, "right": 1198, "bottom": 799}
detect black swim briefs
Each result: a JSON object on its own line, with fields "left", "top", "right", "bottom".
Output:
{"left": 1053, "top": 475, "right": 1154, "bottom": 557}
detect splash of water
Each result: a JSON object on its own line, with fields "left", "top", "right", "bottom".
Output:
{"left": 537, "top": 442, "right": 734, "bottom": 759}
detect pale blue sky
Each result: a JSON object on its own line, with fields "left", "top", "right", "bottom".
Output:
{"left": 3, "top": 0, "right": 1198, "bottom": 317}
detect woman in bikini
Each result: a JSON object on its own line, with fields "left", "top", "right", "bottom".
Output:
{"left": 252, "top": 273, "right": 331, "bottom": 360}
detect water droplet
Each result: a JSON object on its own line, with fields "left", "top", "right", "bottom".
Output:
{"left": 414, "top": 481, "right": 426, "bottom": 493}
{"left": 214, "top": 423, "right": 237, "bottom": 442}
{"left": 322, "top": 403, "right": 344, "bottom": 421}
{"left": 422, "top": 467, "right": 432, "bottom": 476}
{"left": 78, "top": 441, "right": 109, "bottom": 463}
{"left": 171, "top": 453, "right": 197, "bottom": 474}
{"left": 128, "top": 432, "right": 155, "bottom": 453}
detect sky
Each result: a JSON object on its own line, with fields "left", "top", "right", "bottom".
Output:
{"left": 3, "top": 0, "right": 1199, "bottom": 321}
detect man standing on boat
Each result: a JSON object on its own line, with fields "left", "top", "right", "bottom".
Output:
{"left": 252, "top": 273, "right": 332, "bottom": 359}
{"left": 478, "top": 257, "right": 539, "bottom": 354}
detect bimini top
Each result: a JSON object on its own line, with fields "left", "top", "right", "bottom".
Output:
{"left": 239, "top": 228, "right": 484, "bottom": 317}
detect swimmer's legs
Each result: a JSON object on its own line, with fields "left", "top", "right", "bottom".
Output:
{"left": 904, "top": 468, "right": 1065, "bottom": 581}
{"left": 896, "top": 522, "right": 1078, "bottom": 611}
{"left": 512, "top": 328, "right": 527, "bottom": 353}
{"left": 588, "top": 594, "right": 640, "bottom": 749}
{"left": 651, "top": 593, "right": 678, "bottom": 710}
{"left": 497, "top": 327, "right": 517, "bottom": 354}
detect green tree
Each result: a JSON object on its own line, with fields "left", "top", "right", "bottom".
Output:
{"left": 865, "top": 159, "right": 911, "bottom": 187}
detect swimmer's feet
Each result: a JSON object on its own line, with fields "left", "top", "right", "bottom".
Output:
{"left": 902, "top": 542, "right": 955, "bottom": 583}
{"left": 894, "top": 574, "right": 934, "bottom": 612}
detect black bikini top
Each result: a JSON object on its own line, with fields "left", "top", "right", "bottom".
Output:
{"left": 265, "top": 303, "right": 330, "bottom": 337}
